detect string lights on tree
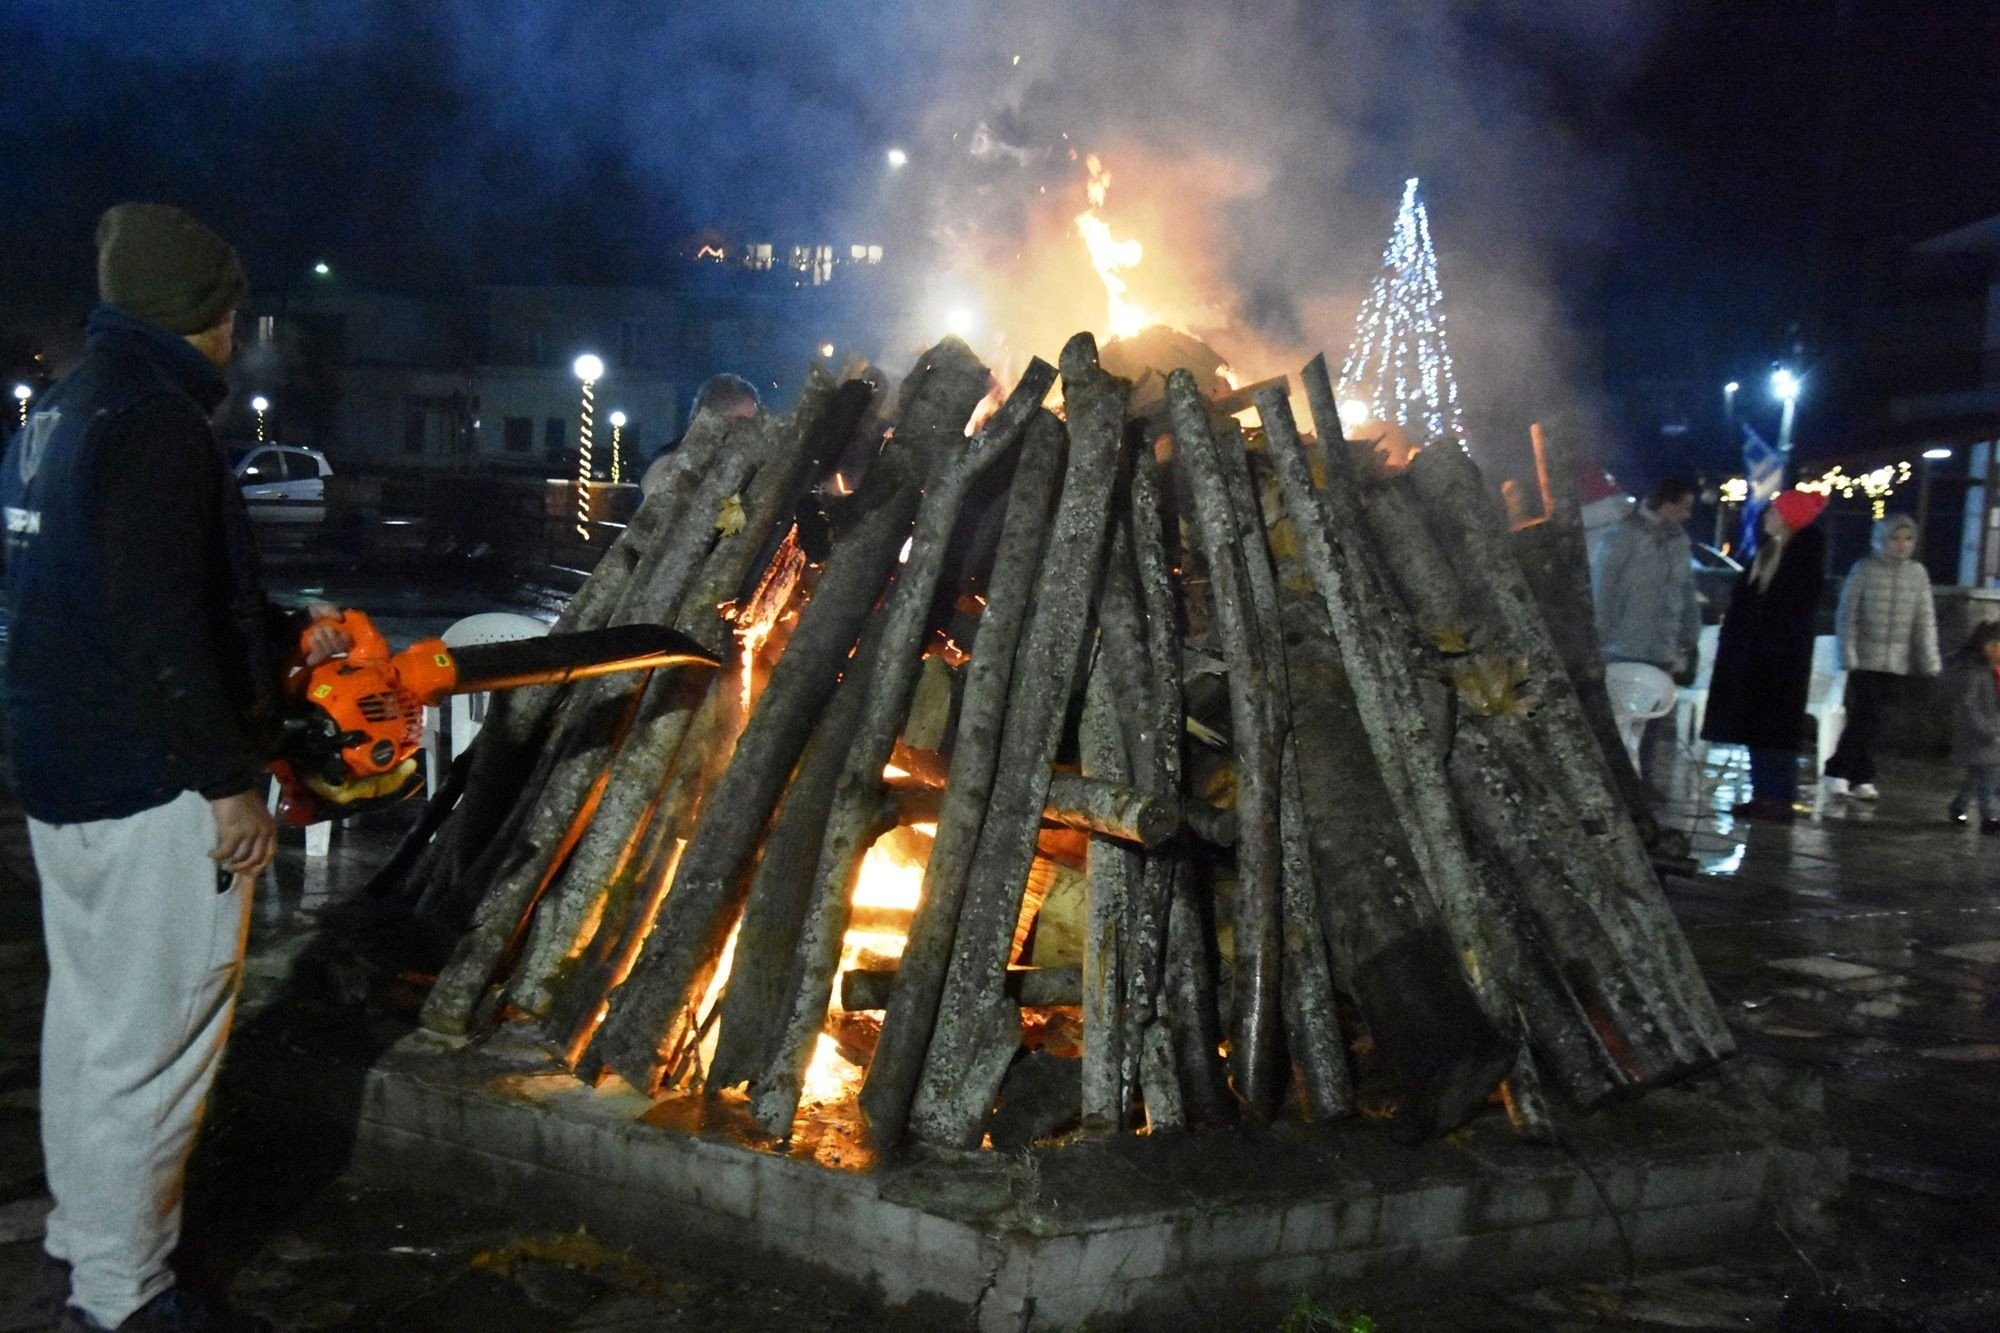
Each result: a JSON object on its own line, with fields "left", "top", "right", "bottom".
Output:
{"left": 1338, "top": 177, "right": 1467, "bottom": 448}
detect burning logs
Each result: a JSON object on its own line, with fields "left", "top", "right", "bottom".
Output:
{"left": 398, "top": 330, "right": 1732, "bottom": 1157}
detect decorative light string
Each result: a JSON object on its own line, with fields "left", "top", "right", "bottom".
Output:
{"left": 1338, "top": 178, "right": 1467, "bottom": 448}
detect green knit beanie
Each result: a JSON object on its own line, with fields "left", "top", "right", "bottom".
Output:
{"left": 95, "top": 202, "right": 249, "bottom": 335}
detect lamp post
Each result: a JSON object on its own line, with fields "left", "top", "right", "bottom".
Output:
{"left": 1918, "top": 446, "right": 1953, "bottom": 573}
{"left": 250, "top": 395, "right": 270, "bottom": 443}
{"left": 573, "top": 354, "right": 604, "bottom": 540}
{"left": 11, "top": 383, "right": 30, "bottom": 428}
{"left": 1723, "top": 380, "right": 1739, "bottom": 425}
{"left": 608, "top": 410, "right": 626, "bottom": 485}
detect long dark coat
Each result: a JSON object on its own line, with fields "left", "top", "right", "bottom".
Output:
{"left": 1701, "top": 524, "right": 1827, "bottom": 751}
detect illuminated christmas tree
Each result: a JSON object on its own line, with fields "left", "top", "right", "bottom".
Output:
{"left": 1338, "top": 178, "right": 1466, "bottom": 448}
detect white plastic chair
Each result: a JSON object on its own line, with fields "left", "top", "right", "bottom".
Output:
{"left": 422, "top": 612, "right": 552, "bottom": 795}
{"left": 1806, "top": 635, "right": 1847, "bottom": 820}
{"left": 1604, "top": 662, "right": 1678, "bottom": 770}
{"left": 1672, "top": 624, "right": 1721, "bottom": 750}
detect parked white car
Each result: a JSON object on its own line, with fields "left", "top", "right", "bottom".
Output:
{"left": 230, "top": 444, "right": 330, "bottom": 522}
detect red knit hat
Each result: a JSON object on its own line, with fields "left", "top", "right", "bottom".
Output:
{"left": 1770, "top": 489, "right": 1828, "bottom": 531}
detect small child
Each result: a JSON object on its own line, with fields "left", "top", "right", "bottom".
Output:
{"left": 1947, "top": 621, "right": 2000, "bottom": 833}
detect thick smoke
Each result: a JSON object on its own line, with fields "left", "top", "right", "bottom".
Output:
{"left": 5, "top": 0, "right": 1668, "bottom": 470}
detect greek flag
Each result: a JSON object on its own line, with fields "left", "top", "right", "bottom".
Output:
{"left": 1738, "top": 422, "right": 1785, "bottom": 558}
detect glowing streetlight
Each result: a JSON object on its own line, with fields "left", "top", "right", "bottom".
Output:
{"left": 944, "top": 307, "right": 976, "bottom": 338}
{"left": 608, "top": 410, "right": 627, "bottom": 484}
{"left": 11, "top": 382, "right": 29, "bottom": 427}
{"left": 1723, "top": 380, "right": 1740, "bottom": 423}
{"left": 1771, "top": 366, "right": 1800, "bottom": 455}
{"left": 819, "top": 342, "right": 835, "bottom": 360}
{"left": 1923, "top": 447, "right": 1953, "bottom": 460}
{"left": 250, "top": 395, "right": 270, "bottom": 442}
{"left": 886, "top": 147, "right": 908, "bottom": 168}
{"left": 573, "top": 354, "right": 604, "bottom": 539}
{"left": 312, "top": 261, "right": 331, "bottom": 277}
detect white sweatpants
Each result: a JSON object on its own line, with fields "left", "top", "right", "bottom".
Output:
{"left": 29, "top": 790, "right": 250, "bottom": 1327}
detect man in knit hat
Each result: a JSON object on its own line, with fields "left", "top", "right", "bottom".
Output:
{"left": 2, "top": 203, "right": 346, "bottom": 1331}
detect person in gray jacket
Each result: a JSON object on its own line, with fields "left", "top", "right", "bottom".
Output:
{"left": 1592, "top": 479, "right": 1699, "bottom": 781}
{"left": 1593, "top": 477, "right": 1700, "bottom": 679}
{"left": 1946, "top": 620, "right": 2000, "bottom": 833}
{"left": 1823, "top": 513, "right": 1940, "bottom": 802}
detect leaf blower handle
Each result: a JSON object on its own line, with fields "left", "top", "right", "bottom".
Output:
{"left": 299, "top": 608, "right": 383, "bottom": 666}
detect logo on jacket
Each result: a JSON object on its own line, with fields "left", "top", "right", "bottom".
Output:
{"left": 16, "top": 407, "right": 59, "bottom": 484}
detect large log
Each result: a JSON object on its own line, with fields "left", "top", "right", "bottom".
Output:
{"left": 1258, "top": 368, "right": 1609, "bottom": 1113}
{"left": 908, "top": 334, "right": 1130, "bottom": 1148}
{"left": 1215, "top": 423, "right": 1352, "bottom": 1120}
{"left": 1356, "top": 476, "right": 1694, "bottom": 1077}
{"left": 1399, "top": 443, "right": 1734, "bottom": 1068}
{"left": 586, "top": 339, "right": 992, "bottom": 1092}
{"left": 1165, "top": 372, "right": 1283, "bottom": 1117}
{"left": 858, "top": 410, "right": 1067, "bottom": 1149}
{"left": 840, "top": 965, "right": 1081, "bottom": 1011}
{"left": 887, "top": 773, "right": 1177, "bottom": 847}
{"left": 743, "top": 361, "right": 1056, "bottom": 1136}
{"left": 1123, "top": 443, "right": 1205, "bottom": 1132}
{"left": 1080, "top": 632, "right": 1137, "bottom": 1132}
{"left": 1279, "top": 603, "right": 1516, "bottom": 1138}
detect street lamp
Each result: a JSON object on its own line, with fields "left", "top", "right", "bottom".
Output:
{"left": 1723, "top": 381, "right": 1739, "bottom": 424}
{"left": 1916, "top": 448, "right": 1955, "bottom": 553}
{"left": 250, "top": 395, "right": 270, "bottom": 442}
{"left": 1770, "top": 366, "right": 1800, "bottom": 455}
{"left": 312, "top": 261, "right": 331, "bottom": 277}
{"left": 573, "top": 355, "right": 604, "bottom": 540}
{"left": 11, "top": 383, "right": 30, "bottom": 428}
{"left": 608, "top": 410, "right": 627, "bottom": 485}
{"left": 886, "top": 147, "right": 908, "bottom": 168}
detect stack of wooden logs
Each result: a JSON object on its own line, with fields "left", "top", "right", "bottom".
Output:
{"left": 397, "top": 331, "right": 1734, "bottom": 1151}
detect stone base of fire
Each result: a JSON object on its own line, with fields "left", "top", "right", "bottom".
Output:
{"left": 219, "top": 1019, "right": 1819, "bottom": 1331}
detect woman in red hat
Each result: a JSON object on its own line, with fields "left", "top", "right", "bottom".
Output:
{"left": 1700, "top": 488, "right": 1829, "bottom": 821}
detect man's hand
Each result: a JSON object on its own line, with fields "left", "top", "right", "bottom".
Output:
{"left": 302, "top": 602, "right": 352, "bottom": 666}
{"left": 210, "top": 789, "right": 277, "bottom": 878}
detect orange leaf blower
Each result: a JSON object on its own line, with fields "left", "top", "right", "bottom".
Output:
{"left": 270, "top": 609, "right": 720, "bottom": 825}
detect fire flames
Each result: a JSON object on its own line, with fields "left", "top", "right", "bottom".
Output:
{"left": 1075, "top": 154, "right": 1156, "bottom": 340}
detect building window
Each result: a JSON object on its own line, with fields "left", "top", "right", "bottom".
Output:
{"left": 257, "top": 314, "right": 276, "bottom": 344}
{"left": 504, "top": 416, "right": 532, "bottom": 453}
{"left": 544, "top": 417, "right": 566, "bottom": 456}
{"left": 744, "top": 243, "right": 773, "bottom": 272}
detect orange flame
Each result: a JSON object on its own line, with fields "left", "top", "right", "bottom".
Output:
{"left": 1075, "top": 154, "right": 1156, "bottom": 339}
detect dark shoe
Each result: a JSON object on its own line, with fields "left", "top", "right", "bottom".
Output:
{"left": 1730, "top": 798, "right": 1796, "bottom": 824}
{"left": 1982, "top": 818, "right": 2000, "bottom": 836}
{"left": 34, "top": 1253, "right": 72, "bottom": 1322}
{"left": 1950, "top": 800, "right": 1970, "bottom": 825}
{"left": 61, "top": 1287, "right": 266, "bottom": 1332}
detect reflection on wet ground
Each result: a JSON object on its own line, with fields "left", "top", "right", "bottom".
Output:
{"left": 1417, "top": 744, "right": 2000, "bottom": 1329}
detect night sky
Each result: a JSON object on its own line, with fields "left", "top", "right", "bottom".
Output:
{"left": 5, "top": 1, "right": 1998, "bottom": 484}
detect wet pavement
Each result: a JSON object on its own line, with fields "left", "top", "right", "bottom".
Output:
{"left": 2, "top": 738, "right": 1997, "bottom": 1330}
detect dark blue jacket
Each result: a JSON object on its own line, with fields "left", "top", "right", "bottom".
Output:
{"left": 2, "top": 305, "right": 290, "bottom": 823}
